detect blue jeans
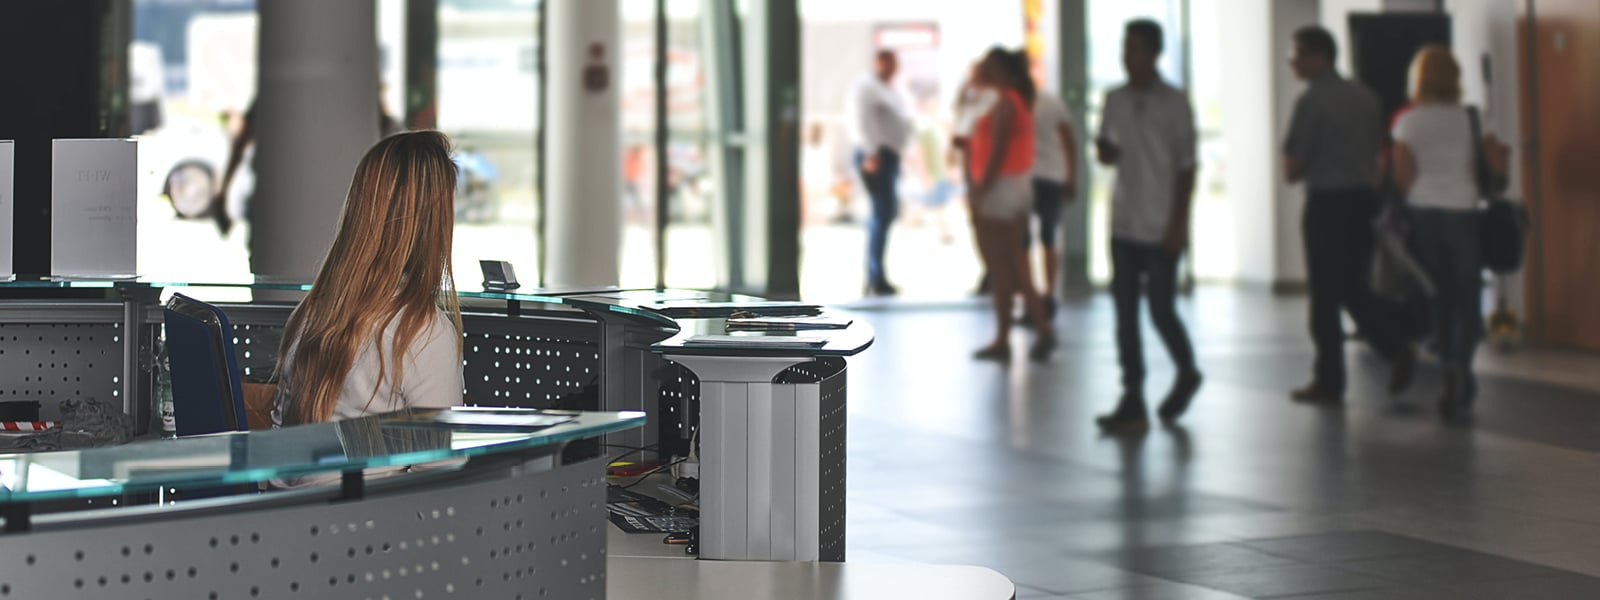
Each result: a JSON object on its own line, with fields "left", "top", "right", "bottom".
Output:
{"left": 1411, "top": 208, "right": 1483, "bottom": 375}
{"left": 854, "top": 147, "right": 900, "bottom": 288}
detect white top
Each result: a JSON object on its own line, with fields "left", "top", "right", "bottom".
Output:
{"left": 849, "top": 73, "right": 912, "bottom": 153}
{"left": 1098, "top": 80, "right": 1197, "bottom": 244}
{"left": 272, "top": 308, "right": 464, "bottom": 427}
{"left": 953, "top": 87, "right": 997, "bottom": 138}
{"left": 1031, "top": 92, "right": 1075, "bottom": 183}
{"left": 1392, "top": 104, "right": 1478, "bottom": 211}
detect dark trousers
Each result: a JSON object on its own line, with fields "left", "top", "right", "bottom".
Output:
{"left": 1410, "top": 208, "right": 1483, "bottom": 372}
{"left": 1303, "top": 188, "right": 1405, "bottom": 392}
{"left": 854, "top": 147, "right": 900, "bottom": 287}
{"left": 1112, "top": 239, "right": 1197, "bottom": 396}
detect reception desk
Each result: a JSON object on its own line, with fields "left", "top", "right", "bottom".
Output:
{"left": 0, "top": 280, "right": 875, "bottom": 563}
{"left": 0, "top": 408, "right": 644, "bottom": 599}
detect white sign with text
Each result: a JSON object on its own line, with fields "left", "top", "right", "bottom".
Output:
{"left": 0, "top": 141, "right": 12, "bottom": 279}
{"left": 52, "top": 138, "right": 138, "bottom": 278}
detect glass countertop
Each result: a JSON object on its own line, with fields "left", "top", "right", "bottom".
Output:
{"left": 652, "top": 310, "right": 874, "bottom": 357}
{"left": 0, "top": 280, "right": 869, "bottom": 353}
{"left": 0, "top": 408, "right": 644, "bottom": 504}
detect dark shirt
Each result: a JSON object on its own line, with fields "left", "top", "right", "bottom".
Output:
{"left": 1283, "top": 71, "right": 1384, "bottom": 192}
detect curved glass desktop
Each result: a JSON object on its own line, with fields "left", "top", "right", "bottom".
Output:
{"left": 0, "top": 407, "right": 643, "bottom": 599}
{"left": 0, "top": 408, "right": 643, "bottom": 503}
{"left": 0, "top": 278, "right": 874, "bottom": 567}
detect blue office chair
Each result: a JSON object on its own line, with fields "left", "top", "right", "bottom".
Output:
{"left": 163, "top": 293, "right": 249, "bottom": 436}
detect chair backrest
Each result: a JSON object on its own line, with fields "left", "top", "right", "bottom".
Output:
{"left": 163, "top": 293, "right": 248, "bottom": 436}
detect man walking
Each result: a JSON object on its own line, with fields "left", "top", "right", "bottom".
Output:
{"left": 1283, "top": 26, "right": 1415, "bottom": 402}
{"left": 1093, "top": 20, "right": 1204, "bottom": 431}
{"left": 851, "top": 50, "right": 913, "bottom": 296}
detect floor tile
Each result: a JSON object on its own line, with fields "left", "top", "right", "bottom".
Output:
{"left": 1335, "top": 550, "right": 1575, "bottom": 586}
{"left": 1168, "top": 564, "right": 1398, "bottom": 598}
{"left": 1099, "top": 543, "right": 1299, "bottom": 578}
{"left": 1067, "top": 580, "right": 1254, "bottom": 600}
{"left": 1239, "top": 531, "right": 1454, "bottom": 563}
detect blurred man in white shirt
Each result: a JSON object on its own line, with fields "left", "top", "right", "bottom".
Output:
{"left": 850, "top": 50, "right": 913, "bottom": 296}
{"left": 1093, "top": 20, "right": 1202, "bottom": 431}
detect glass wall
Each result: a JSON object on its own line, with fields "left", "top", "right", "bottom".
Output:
{"left": 618, "top": 0, "right": 716, "bottom": 290}
{"left": 430, "top": 0, "right": 542, "bottom": 286}
{"left": 131, "top": 0, "right": 257, "bottom": 283}
{"left": 1084, "top": 0, "right": 1234, "bottom": 284}
{"left": 798, "top": 0, "right": 1024, "bottom": 302}
{"left": 132, "top": 0, "right": 544, "bottom": 287}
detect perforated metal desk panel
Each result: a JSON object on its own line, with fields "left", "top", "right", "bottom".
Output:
{"left": 0, "top": 409, "right": 644, "bottom": 599}
{"left": 0, "top": 281, "right": 684, "bottom": 456}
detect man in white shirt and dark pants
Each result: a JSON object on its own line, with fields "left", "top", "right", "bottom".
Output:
{"left": 1094, "top": 20, "right": 1203, "bottom": 431}
{"left": 851, "top": 50, "right": 913, "bottom": 296}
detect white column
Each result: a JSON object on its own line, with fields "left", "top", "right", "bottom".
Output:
{"left": 251, "top": 0, "right": 380, "bottom": 280}
{"left": 544, "top": 0, "right": 622, "bottom": 288}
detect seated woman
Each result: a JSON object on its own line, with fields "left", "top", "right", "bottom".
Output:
{"left": 271, "top": 130, "right": 465, "bottom": 429}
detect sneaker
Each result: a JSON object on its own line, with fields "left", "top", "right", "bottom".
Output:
{"left": 973, "top": 344, "right": 1011, "bottom": 363}
{"left": 1158, "top": 370, "right": 1204, "bottom": 422}
{"left": 864, "top": 282, "right": 899, "bottom": 297}
{"left": 1290, "top": 383, "right": 1343, "bottom": 404}
{"left": 1388, "top": 344, "right": 1417, "bottom": 395}
{"left": 1096, "top": 397, "right": 1150, "bottom": 432}
{"left": 1028, "top": 332, "right": 1057, "bottom": 363}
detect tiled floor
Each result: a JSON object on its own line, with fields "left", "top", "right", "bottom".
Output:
{"left": 841, "top": 288, "right": 1600, "bottom": 599}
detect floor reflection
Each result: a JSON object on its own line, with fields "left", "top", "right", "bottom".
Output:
{"left": 845, "top": 289, "right": 1600, "bottom": 599}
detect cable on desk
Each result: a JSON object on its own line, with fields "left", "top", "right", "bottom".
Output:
{"left": 616, "top": 457, "right": 689, "bottom": 491}
{"left": 602, "top": 443, "right": 660, "bottom": 468}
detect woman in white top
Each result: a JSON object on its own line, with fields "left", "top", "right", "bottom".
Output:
{"left": 272, "top": 131, "right": 465, "bottom": 427}
{"left": 1391, "top": 45, "right": 1509, "bottom": 420}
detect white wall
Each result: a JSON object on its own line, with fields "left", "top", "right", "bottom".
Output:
{"left": 1273, "top": 0, "right": 1321, "bottom": 286}
{"left": 1217, "top": 1, "right": 1276, "bottom": 285}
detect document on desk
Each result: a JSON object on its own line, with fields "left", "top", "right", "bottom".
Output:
{"left": 681, "top": 334, "right": 828, "bottom": 348}
{"left": 0, "top": 140, "right": 12, "bottom": 279}
{"left": 725, "top": 314, "right": 853, "bottom": 331}
{"left": 390, "top": 407, "right": 577, "bottom": 430}
{"left": 655, "top": 301, "right": 822, "bottom": 318}
{"left": 51, "top": 139, "right": 138, "bottom": 278}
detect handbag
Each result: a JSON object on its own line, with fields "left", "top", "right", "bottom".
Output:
{"left": 1466, "top": 107, "right": 1525, "bottom": 273}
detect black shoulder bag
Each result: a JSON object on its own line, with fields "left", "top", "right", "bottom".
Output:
{"left": 1466, "top": 106, "right": 1525, "bottom": 274}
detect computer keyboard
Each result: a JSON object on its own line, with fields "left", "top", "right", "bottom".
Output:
{"left": 607, "top": 486, "right": 699, "bottom": 534}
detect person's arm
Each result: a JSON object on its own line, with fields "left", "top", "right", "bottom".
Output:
{"left": 853, "top": 82, "right": 880, "bottom": 173}
{"left": 1164, "top": 99, "right": 1199, "bottom": 255}
{"left": 1482, "top": 134, "right": 1511, "bottom": 177}
{"left": 216, "top": 109, "right": 255, "bottom": 203}
{"left": 1392, "top": 141, "right": 1418, "bottom": 197}
{"left": 974, "top": 98, "right": 1016, "bottom": 200}
{"left": 1165, "top": 169, "right": 1197, "bottom": 255}
{"left": 1283, "top": 96, "right": 1313, "bottom": 183}
{"left": 1096, "top": 94, "right": 1121, "bottom": 166}
{"left": 1059, "top": 121, "right": 1079, "bottom": 201}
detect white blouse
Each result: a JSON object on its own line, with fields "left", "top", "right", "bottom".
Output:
{"left": 272, "top": 309, "right": 464, "bottom": 427}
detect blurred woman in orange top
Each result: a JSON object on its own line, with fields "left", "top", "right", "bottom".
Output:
{"left": 968, "top": 47, "right": 1055, "bottom": 362}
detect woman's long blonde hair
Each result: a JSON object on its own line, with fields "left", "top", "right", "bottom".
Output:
{"left": 1409, "top": 44, "right": 1462, "bottom": 104}
{"left": 277, "top": 130, "right": 463, "bottom": 425}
